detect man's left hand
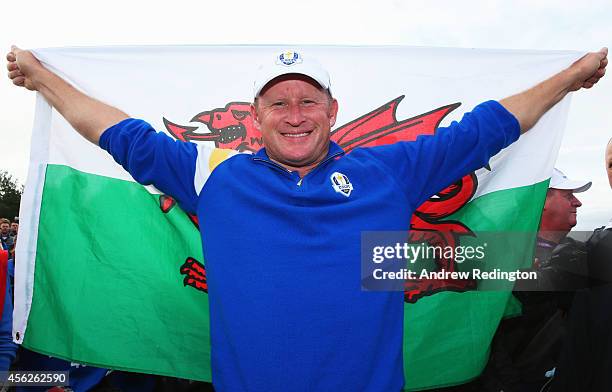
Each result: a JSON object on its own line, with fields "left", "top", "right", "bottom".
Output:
{"left": 568, "top": 47, "right": 608, "bottom": 91}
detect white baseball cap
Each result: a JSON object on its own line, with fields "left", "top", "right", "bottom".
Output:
{"left": 549, "top": 168, "right": 591, "bottom": 193}
{"left": 253, "top": 50, "right": 331, "bottom": 99}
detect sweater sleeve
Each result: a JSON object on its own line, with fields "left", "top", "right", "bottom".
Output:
{"left": 99, "top": 118, "right": 238, "bottom": 213}
{"left": 359, "top": 100, "right": 520, "bottom": 208}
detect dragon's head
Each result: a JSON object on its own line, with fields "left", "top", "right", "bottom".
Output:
{"left": 163, "top": 102, "right": 263, "bottom": 152}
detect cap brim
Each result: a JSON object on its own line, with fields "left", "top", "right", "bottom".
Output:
{"left": 551, "top": 179, "right": 592, "bottom": 193}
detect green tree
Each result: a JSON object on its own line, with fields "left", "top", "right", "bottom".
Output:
{"left": 0, "top": 170, "right": 22, "bottom": 220}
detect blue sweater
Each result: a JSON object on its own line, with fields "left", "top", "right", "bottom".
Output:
{"left": 100, "top": 100, "right": 519, "bottom": 391}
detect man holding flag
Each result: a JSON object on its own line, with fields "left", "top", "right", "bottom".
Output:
{"left": 6, "top": 46, "right": 608, "bottom": 391}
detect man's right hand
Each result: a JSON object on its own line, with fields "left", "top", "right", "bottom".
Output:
{"left": 6, "top": 46, "right": 44, "bottom": 91}
{"left": 6, "top": 45, "right": 129, "bottom": 145}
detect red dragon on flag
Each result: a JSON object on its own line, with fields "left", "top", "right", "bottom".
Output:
{"left": 160, "top": 96, "right": 478, "bottom": 303}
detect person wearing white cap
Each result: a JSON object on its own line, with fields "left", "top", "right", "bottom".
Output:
{"left": 531, "top": 168, "right": 591, "bottom": 287}
{"left": 518, "top": 167, "right": 592, "bottom": 292}
{"left": 5, "top": 46, "right": 609, "bottom": 391}
{"left": 480, "top": 169, "right": 592, "bottom": 391}
{"left": 538, "top": 168, "right": 592, "bottom": 245}
{"left": 252, "top": 50, "right": 332, "bottom": 99}
{"left": 249, "top": 51, "right": 337, "bottom": 177}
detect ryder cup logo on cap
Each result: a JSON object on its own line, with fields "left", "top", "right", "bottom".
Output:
{"left": 549, "top": 168, "right": 592, "bottom": 193}
{"left": 253, "top": 50, "right": 331, "bottom": 98}
{"left": 277, "top": 51, "right": 302, "bottom": 66}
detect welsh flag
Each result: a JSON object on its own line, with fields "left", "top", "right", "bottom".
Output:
{"left": 15, "top": 46, "right": 578, "bottom": 390}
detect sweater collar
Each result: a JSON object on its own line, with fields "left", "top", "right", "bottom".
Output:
{"left": 253, "top": 141, "right": 345, "bottom": 163}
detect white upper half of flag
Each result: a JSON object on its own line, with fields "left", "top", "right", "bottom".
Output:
{"left": 30, "top": 45, "right": 581, "bottom": 197}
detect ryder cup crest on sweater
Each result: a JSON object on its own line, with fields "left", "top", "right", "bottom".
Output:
{"left": 330, "top": 172, "right": 353, "bottom": 197}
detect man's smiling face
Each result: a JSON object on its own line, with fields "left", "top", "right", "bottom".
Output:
{"left": 251, "top": 74, "right": 338, "bottom": 176}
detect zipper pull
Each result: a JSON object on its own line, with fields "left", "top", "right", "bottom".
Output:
{"left": 297, "top": 178, "right": 303, "bottom": 186}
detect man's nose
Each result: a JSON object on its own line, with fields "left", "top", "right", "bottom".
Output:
{"left": 286, "top": 104, "right": 306, "bottom": 126}
{"left": 571, "top": 194, "right": 582, "bottom": 207}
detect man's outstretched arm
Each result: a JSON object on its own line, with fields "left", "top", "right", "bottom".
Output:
{"left": 500, "top": 48, "right": 608, "bottom": 133}
{"left": 6, "top": 46, "right": 128, "bottom": 145}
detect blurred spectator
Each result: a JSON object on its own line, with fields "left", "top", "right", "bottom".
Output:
{"left": 0, "top": 249, "right": 17, "bottom": 371}
{"left": 549, "top": 140, "right": 612, "bottom": 391}
{"left": 584, "top": 138, "right": 612, "bottom": 286}
{"left": 478, "top": 168, "right": 591, "bottom": 392}
{"left": 527, "top": 168, "right": 591, "bottom": 292}
{"left": 10, "top": 220, "right": 18, "bottom": 238}
{"left": 0, "top": 218, "right": 13, "bottom": 251}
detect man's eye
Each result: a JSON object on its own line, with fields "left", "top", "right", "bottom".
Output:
{"left": 302, "top": 100, "right": 315, "bottom": 105}
{"left": 272, "top": 102, "right": 285, "bottom": 107}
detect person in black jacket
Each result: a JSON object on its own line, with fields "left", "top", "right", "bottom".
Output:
{"left": 479, "top": 169, "right": 592, "bottom": 392}
{"left": 549, "top": 140, "right": 612, "bottom": 392}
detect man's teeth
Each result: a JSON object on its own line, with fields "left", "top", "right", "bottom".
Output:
{"left": 284, "top": 132, "right": 310, "bottom": 137}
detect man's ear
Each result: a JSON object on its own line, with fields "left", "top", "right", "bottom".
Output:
{"left": 328, "top": 99, "right": 339, "bottom": 128}
{"left": 250, "top": 103, "right": 261, "bottom": 131}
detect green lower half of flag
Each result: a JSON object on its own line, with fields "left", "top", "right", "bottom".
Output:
{"left": 24, "top": 164, "right": 211, "bottom": 382}
{"left": 25, "top": 164, "right": 547, "bottom": 389}
{"left": 403, "top": 180, "right": 547, "bottom": 391}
